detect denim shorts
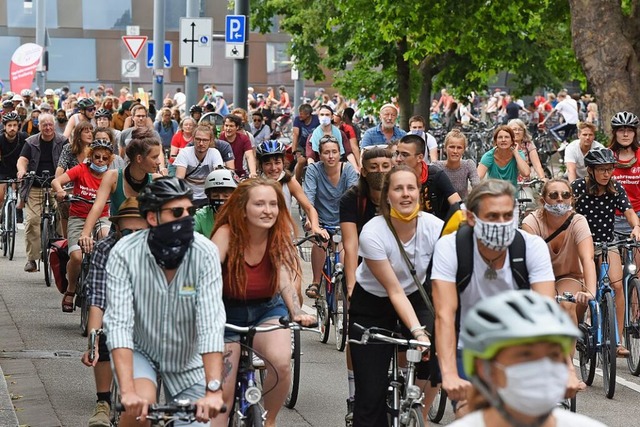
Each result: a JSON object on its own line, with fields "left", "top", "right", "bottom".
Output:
{"left": 224, "top": 295, "right": 288, "bottom": 341}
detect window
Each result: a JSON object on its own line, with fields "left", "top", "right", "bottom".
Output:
{"left": 82, "top": 0, "right": 132, "bottom": 30}
{"left": 0, "top": 37, "right": 22, "bottom": 81}
{"left": 266, "top": 43, "right": 289, "bottom": 74}
{"left": 165, "top": 0, "right": 187, "bottom": 30}
{"left": 47, "top": 38, "right": 97, "bottom": 82}
{"left": 6, "top": 0, "right": 58, "bottom": 28}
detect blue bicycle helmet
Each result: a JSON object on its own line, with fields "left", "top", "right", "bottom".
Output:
{"left": 256, "top": 140, "right": 286, "bottom": 159}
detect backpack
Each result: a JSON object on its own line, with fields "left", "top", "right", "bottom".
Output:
{"left": 49, "top": 239, "right": 70, "bottom": 294}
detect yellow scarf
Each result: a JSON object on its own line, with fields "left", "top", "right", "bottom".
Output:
{"left": 390, "top": 203, "right": 420, "bottom": 222}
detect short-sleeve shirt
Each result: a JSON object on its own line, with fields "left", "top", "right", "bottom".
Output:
{"left": 360, "top": 125, "right": 407, "bottom": 148}
{"left": 339, "top": 187, "right": 379, "bottom": 234}
{"left": 356, "top": 213, "right": 443, "bottom": 297}
{"left": 564, "top": 139, "right": 604, "bottom": 179}
{"left": 0, "top": 132, "right": 27, "bottom": 177}
{"left": 421, "top": 165, "right": 457, "bottom": 220}
{"left": 219, "top": 132, "right": 252, "bottom": 177}
{"left": 522, "top": 211, "right": 592, "bottom": 280}
{"left": 57, "top": 144, "right": 80, "bottom": 171}
{"left": 433, "top": 160, "right": 479, "bottom": 201}
{"left": 173, "top": 147, "right": 224, "bottom": 201}
{"left": 293, "top": 115, "right": 320, "bottom": 150}
{"left": 555, "top": 98, "right": 579, "bottom": 124}
{"left": 430, "top": 230, "right": 555, "bottom": 336}
{"left": 571, "top": 178, "right": 632, "bottom": 242}
{"left": 613, "top": 149, "right": 640, "bottom": 212}
{"left": 170, "top": 130, "right": 193, "bottom": 150}
{"left": 303, "top": 161, "right": 359, "bottom": 227}
{"left": 66, "top": 163, "right": 110, "bottom": 218}
{"left": 213, "top": 139, "right": 235, "bottom": 163}
{"left": 480, "top": 147, "right": 526, "bottom": 188}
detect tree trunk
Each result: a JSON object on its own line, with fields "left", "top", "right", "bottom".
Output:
{"left": 396, "top": 37, "right": 412, "bottom": 130}
{"left": 569, "top": 0, "right": 640, "bottom": 136}
{"left": 417, "top": 60, "right": 434, "bottom": 129}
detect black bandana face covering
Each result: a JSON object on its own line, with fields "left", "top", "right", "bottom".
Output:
{"left": 147, "top": 216, "right": 195, "bottom": 269}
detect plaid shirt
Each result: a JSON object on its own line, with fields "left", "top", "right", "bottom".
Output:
{"left": 87, "top": 233, "right": 118, "bottom": 310}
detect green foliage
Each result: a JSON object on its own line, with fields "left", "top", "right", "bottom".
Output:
{"left": 250, "top": 0, "right": 585, "bottom": 105}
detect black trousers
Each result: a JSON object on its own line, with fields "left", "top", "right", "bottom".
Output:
{"left": 348, "top": 283, "right": 434, "bottom": 427}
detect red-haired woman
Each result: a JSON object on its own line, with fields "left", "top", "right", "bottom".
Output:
{"left": 211, "top": 178, "right": 315, "bottom": 427}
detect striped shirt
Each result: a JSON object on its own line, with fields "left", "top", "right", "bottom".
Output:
{"left": 87, "top": 233, "right": 118, "bottom": 310}
{"left": 104, "top": 230, "right": 226, "bottom": 396}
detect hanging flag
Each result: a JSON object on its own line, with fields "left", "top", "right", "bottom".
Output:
{"left": 9, "top": 43, "right": 43, "bottom": 94}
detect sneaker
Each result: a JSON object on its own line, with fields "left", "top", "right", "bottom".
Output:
{"left": 252, "top": 354, "right": 266, "bottom": 368}
{"left": 88, "top": 401, "right": 111, "bottom": 427}
{"left": 345, "top": 398, "right": 354, "bottom": 426}
{"left": 24, "top": 260, "right": 37, "bottom": 272}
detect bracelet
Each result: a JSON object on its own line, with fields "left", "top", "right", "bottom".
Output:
{"left": 410, "top": 325, "right": 424, "bottom": 335}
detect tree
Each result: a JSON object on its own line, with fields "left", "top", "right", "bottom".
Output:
{"left": 569, "top": 0, "right": 640, "bottom": 134}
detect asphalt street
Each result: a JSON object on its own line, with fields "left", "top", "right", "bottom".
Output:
{"left": 0, "top": 225, "right": 638, "bottom": 426}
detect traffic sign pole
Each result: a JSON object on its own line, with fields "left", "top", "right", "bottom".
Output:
{"left": 152, "top": 0, "right": 166, "bottom": 104}
{"left": 184, "top": 0, "right": 200, "bottom": 114}
{"left": 232, "top": 3, "right": 249, "bottom": 111}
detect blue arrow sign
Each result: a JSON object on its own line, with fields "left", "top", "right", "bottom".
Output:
{"left": 225, "top": 15, "right": 246, "bottom": 43}
{"left": 146, "top": 41, "right": 171, "bottom": 68}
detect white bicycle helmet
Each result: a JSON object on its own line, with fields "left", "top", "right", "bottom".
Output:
{"left": 204, "top": 168, "right": 239, "bottom": 193}
{"left": 461, "top": 290, "right": 580, "bottom": 377}
{"left": 611, "top": 111, "right": 639, "bottom": 129}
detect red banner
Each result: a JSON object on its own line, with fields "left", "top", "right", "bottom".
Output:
{"left": 9, "top": 43, "right": 43, "bottom": 94}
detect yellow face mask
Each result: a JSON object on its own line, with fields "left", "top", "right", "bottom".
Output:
{"left": 390, "top": 203, "right": 420, "bottom": 222}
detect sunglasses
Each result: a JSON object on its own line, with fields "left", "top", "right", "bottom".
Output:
{"left": 253, "top": 118, "right": 262, "bottom": 122}
{"left": 85, "top": 107, "right": 96, "bottom": 112}
{"left": 120, "top": 228, "right": 144, "bottom": 237}
{"left": 547, "top": 191, "right": 572, "bottom": 200}
{"left": 160, "top": 206, "right": 197, "bottom": 218}
{"left": 319, "top": 135, "right": 338, "bottom": 144}
{"left": 93, "top": 154, "right": 111, "bottom": 161}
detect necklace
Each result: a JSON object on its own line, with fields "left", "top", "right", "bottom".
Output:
{"left": 479, "top": 251, "right": 506, "bottom": 280}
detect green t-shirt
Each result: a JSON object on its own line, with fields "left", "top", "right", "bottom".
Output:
{"left": 194, "top": 205, "right": 216, "bottom": 238}
{"left": 480, "top": 147, "right": 525, "bottom": 188}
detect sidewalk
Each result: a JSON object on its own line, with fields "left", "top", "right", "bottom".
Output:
{"left": 0, "top": 365, "right": 19, "bottom": 427}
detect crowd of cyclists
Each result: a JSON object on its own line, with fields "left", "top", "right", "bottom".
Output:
{"left": 0, "top": 83, "right": 630, "bottom": 427}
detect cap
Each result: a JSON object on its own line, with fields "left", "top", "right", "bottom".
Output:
{"left": 39, "top": 102, "right": 52, "bottom": 111}
{"left": 44, "top": 89, "right": 55, "bottom": 96}
{"left": 109, "top": 198, "right": 142, "bottom": 222}
{"left": 12, "top": 95, "right": 23, "bottom": 102}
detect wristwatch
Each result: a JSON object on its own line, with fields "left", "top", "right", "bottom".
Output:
{"left": 206, "top": 379, "right": 222, "bottom": 393}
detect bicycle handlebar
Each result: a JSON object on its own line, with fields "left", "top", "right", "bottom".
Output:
{"left": 116, "top": 400, "right": 227, "bottom": 418}
{"left": 555, "top": 292, "right": 576, "bottom": 303}
{"left": 519, "top": 178, "right": 543, "bottom": 187}
{"left": 348, "top": 323, "right": 431, "bottom": 350}
{"left": 225, "top": 316, "right": 319, "bottom": 334}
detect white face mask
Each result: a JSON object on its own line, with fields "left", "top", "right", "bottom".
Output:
{"left": 319, "top": 116, "right": 332, "bottom": 127}
{"left": 544, "top": 202, "right": 573, "bottom": 217}
{"left": 472, "top": 212, "right": 518, "bottom": 251}
{"left": 496, "top": 358, "right": 568, "bottom": 417}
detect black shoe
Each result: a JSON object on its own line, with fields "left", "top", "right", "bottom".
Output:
{"left": 16, "top": 208, "right": 23, "bottom": 224}
{"left": 345, "top": 398, "right": 354, "bottom": 426}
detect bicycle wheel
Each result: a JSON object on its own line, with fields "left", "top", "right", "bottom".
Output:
{"left": 7, "top": 201, "right": 15, "bottom": 261}
{"left": 317, "top": 278, "right": 330, "bottom": 343}
{"left": 78, "top": 255, "right": 91, "bottom": 336}
{"left": 428, "top": 386, "right": 447, "bottom": 423}
{"left": 42, "top": 217, "right": 52, "bottom": 287}
{"left": 245, "top": 404, "right": 263, "bottom": 427}
{"left": 334, "top": 279, "right": 348, "bottom": 352}
{"left": 601, "top": 292, "right": 617, "bottom": 398}
{"left": 627, "top": 278, "right": 640, "bottom": 375}
{"left": 578, "top": 303, "right": 597, "bottom": 385}
{"left": 405, "top": 405, "right": 425, "bottom": 427}
{"left": 110, "top": 381, "right": 120, "bottom": 426}
{"left": 284, "top": 328, "right": 301, "bottom": 409}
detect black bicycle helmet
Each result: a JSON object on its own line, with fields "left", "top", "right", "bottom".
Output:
{"left": 78, "top": 98, "right": 96, "bottom": 110}
{"left": 189, "top": 105, "right": 203, "bottom": 114}
{"left": 2, "top": 100, "right": 14, "bottom": 109}
{"left": 2, "top": 112, "right": 20, "bottom": 124}
{"left": 256, "top": 140, "right": 286, "bottom": 159}
{"left": 95, "top": 108, "right": 112, "bottom": 119}
{"left": 611, "top": 111, "right": 639, "bottom": 129}
{"left": 584, "top": 147, "right": 616, "bottom": 167}
{"left": 137, "top": 176, "right": 193, "bottom": 216}
{"left": 89, "top": 139, "right": 114, "bottom": 152}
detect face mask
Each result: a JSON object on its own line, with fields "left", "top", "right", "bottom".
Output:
{"left": 365, "top": 171, "right": 386, "bottom": 191}
{"left": 32, "top": 119, "right": 39, "bottom": 126}
{"left": 209, "top": 198, "right": 225, "bottom": 213}
{"left": 57, "top": 117, "right": 67, "bottom": 124}
{"left": 319, "top": 116, "right": 332, "bottom": 127}
{"left": 20, "top": 115, "right": 27, "bottom": 122}
{"left": 544, "top": 202, "right": 572, "bottom": 217}
{"left": 496, "top": 358, "right": 568, "bottom": 417}
{"left": 90, "top": 163, "right": 108, "bottom": 173}
{"left": 147, "top": 216, "right": 194, "bottom": 269}
{"left": 473, "top": 213, "right": 517, "bottom": 251}
{"left": 390, "top": 203, "right": 420, "bottom": 222}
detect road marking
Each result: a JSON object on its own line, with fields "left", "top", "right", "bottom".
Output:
{"left": 573, "top": 359, "right": 640, "bottom": 393}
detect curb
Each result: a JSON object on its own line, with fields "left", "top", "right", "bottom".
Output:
{"left": 0, "top": 365, "right": 19, "bottom": 427}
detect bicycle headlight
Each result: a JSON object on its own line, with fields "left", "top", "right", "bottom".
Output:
{"left": 332, "top": 232, "right": 342, "bottom": 243}
{"left": 629, "top": 263, "right": 637, "bottom": 276}
{"left": 245, "top": 386, "right": 262, "bottom": 404}
{"left": 406, "top": 385, "right": 422, "bottom": 400}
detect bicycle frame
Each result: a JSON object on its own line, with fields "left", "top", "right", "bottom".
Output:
{"left": 617, "top": 238, "right": 640, "bottom": 334}
{"left": 594, "top": 242, "right": 622, "bottom": 349}
{"left": 322, "top": 226, "right": 343, "bottom": 315}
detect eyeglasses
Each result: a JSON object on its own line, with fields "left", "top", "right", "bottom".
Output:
{"left": 93, "top": 154, "right": 111, "bottom": 161}
{"left": 85, "top": 107, "right": 96, "bottom": 112}
{"left": 159, "top": 206, "right": 197, "bottom": 218}
{"left": 194, "top": 137, "right": 211, "bottom": 143}
{"left": 392, "top": 151, "right": 415, "bottom": 159}
{"left": 253, "top": 118, "right": 262, "bottom": 122}
{"left": 594, "top": 166, "right": 614, "bottom": 174}
{"left": 134, "top": 115, "right": 147, "bottom": 119}
{"left": 319, "top": 135, "right": 338, "bottom": 144}
{"left": 547, "top": 191, "right": 572, "bottom": 200}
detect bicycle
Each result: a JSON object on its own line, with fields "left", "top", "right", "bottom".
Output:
{"left": 27, "top": 171, "right": 59, "bottom": 286}
{"left": 296, "top": 228, "right": 348, "bottom": 351}
{"left": 117, "top": 399, "right": 227, "bottom": 426}
{"left": 0, "top": 178, "right": 19, "bottom": 260}
{"left": 427, "top": 386, "right": 447, "bottom": 423}
{"left": 349, "top": 323, "right": 430, "bottom": 427}
{"left": 613, "top": 233, "right": 640, "bottom": 375}
{"left": 225, "top": 317, "right": 318, "bottom": 427}
{"left": 577, "top": 240, "right": 625, "bottom": 398}
{"left": 516, "top": 178, "right": 543, "bottom": 225}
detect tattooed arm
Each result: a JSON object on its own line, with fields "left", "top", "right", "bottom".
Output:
{"left": 279, "top": 265, "right": 316, "bottom": 326}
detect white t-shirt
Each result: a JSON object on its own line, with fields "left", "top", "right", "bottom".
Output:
{"left": 555, "top": 98, "right": 579, "bottom": 124}
{"left": 430, "top": 229, "right": 554, "bottom": 333}
{"left": 426, "top": 132, "right": 438, "bottom": 152}
{"left": 448, "top": 409, "right": 607, "bottom": 427}
{"left": 173, "top": 147, "right": 224, "bottom": 200}
{"left": 564, "top": 139, "right": 604, "bottom": 179}
{"left": 173, "top": 92, "right": 186, "bottom": 110}
{"left": 356, "top": 213, "right": 444, "bottom": 297}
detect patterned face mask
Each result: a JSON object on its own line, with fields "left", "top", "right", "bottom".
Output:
{"left": 473, "top": 212, "right": 518, "bottom": 251}
{"left": 544, "top": 203, "right": 572, "bottom": 217}
{"left": 147, "top": 216, "right": 194, "bottom": 269}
